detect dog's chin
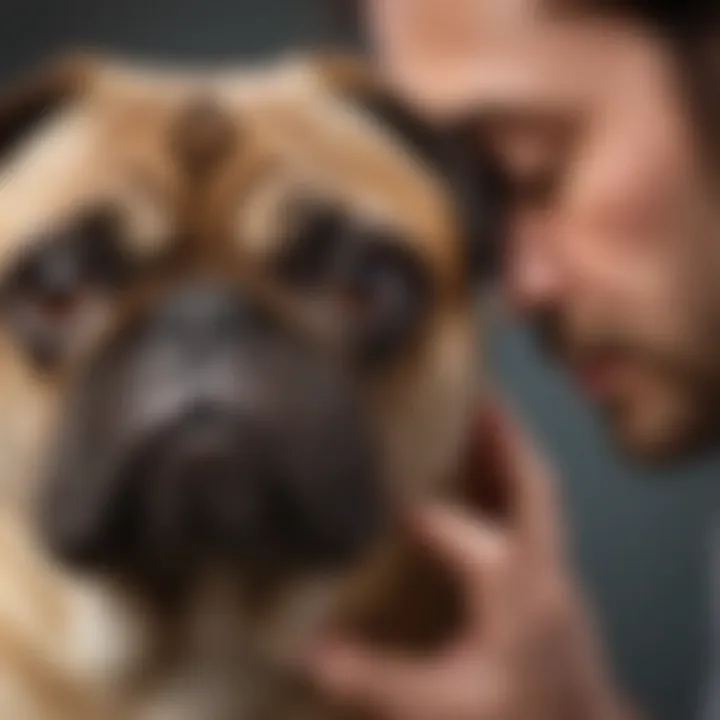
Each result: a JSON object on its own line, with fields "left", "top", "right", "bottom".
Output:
{"left": 251, "top": 576, "right": 350, "bottom": 668}
{"left": 153, "top": 551, "right": 377, "bottom": 672}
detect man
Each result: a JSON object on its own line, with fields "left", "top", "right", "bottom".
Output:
{"left": 307, "top": 1, "right": 720, "bottom": 718}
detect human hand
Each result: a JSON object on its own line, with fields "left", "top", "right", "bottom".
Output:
{"left": 308, "top": 407, "right": 636, "bottom": 720}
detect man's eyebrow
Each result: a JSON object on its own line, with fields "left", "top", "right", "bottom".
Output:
{"left": 446, "top": 103, "right": 586, "bottom": 159}
{"left": 460, "top": 101, "right": 585, "bottom": 133}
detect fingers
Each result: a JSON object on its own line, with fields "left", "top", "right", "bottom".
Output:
{"left": 311, "top": 644, "right": 441, "bottom": 720}
{"left": 495, "top": 406, "right": 566, "bottom": 567}
{"left": 409, "top": 503, "right": 513, "bottom": 628}
{"left": 460, "top": 404, "right": 513, "bottom": 518}
{"left": 310, "top": 642, "right": 482, "bottom": 720}
{"left": 467, "top": 402, "right": 565, "bottom": 569}
{"left": 411, "top": 401, "right": 566, "bottom": 615}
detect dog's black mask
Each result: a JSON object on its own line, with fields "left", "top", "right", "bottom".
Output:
{"left": 40, "top": 280, "right": 382, "bottom": 591}
{"left": 6, "top": 56, "right": 508, "bottom": 599}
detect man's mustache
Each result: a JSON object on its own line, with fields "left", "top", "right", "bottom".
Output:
{"left": 531, "top": 308, "right": 635, "bottom": 364}
{"left": 531, "top": 308, "right": 710, "bottom": 389}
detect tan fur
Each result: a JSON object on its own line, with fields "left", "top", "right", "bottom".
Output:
{"left": 0, "top": 53, "right": 484, "bottom": 719}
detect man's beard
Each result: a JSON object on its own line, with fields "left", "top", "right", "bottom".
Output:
{"left": 531, "top": 306, "right": 720, "bottom": 462}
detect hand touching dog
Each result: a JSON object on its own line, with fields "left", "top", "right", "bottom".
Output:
{"left": 310, "top": 407, "right": 637, "bottom": 720}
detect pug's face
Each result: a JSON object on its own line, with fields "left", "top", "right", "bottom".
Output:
{"left": 0, "top": 56, "right": 501, "bottom": 605}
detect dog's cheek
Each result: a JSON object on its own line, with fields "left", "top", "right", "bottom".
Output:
{"left": 369, "top": 314, "right": 479, "bottom": 500}
{"left": 38, "top": 410, "right": 100, "bottom": 567}
{"left": 36, "top": 373, "right": 128, "bottom": 569}
{"left": 0, "top": 339, "right": 62, "bottom": 506}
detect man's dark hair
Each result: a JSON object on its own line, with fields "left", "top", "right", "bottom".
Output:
{"left": 605, "top": 1, "right": 720, "bottom": 169}
{"left": 324, "top": 0, "right": 718, "bottom": 37}
{"left": 598, "top": 1, "right": 717, "bottom": 31}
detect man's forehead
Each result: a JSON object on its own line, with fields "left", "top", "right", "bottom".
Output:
{"left": 368, "top": 1, "right": 675, "bottom": 124}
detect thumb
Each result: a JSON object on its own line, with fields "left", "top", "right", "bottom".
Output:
{"left": 309, "top": 641, "right": 460, "bottom": 720}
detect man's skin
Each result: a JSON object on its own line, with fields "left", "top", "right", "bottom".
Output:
{"left": 306, "top": 1, "right": 720, "bottom": 718}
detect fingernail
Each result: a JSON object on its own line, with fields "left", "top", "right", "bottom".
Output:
{"left": 404, "top": 502, "right": 437, "bottom": 533}
{"left": 310, "top": 645, "right": 360, "bottom": 692}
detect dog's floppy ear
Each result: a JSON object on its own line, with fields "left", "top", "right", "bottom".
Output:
{"left": 317, "top": 54, "right": 507, "bottom": 285}
{"left": 0, "top": 53, "right": 95, "bottom": 161}
{"left": 361, "top": 92, "right": 507, "bottom": 285}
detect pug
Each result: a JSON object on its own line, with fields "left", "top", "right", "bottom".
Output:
{"left": 0, "top": 52, "right": 505, "bottom": 720}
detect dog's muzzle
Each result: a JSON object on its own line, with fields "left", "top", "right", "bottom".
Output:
{"left": 40, "top": 281, "right": 383, "bottom": 589}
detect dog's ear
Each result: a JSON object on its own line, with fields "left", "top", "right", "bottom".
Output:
{"left": 360, "top": 93, "right": 507, "bottom": 285}
{"left": 316, "top": 54, "right": 507, "bottom": 286}
{"left": 0, "top": 53, "right": 95, "bottom": 161}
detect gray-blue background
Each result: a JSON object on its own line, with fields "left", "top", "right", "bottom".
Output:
{"left": 1, "top": 1, "right": 718, "bottom": 716}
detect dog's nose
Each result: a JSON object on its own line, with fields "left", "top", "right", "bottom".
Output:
{"left": 129, "top": 404, "right": 266, "bottom": 558}
{"left": 123, "top": 398, "right": 381, "bottom": 575}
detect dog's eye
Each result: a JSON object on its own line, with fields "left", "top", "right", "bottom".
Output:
{"left": 3, "top": 209, "right": 131, "bottom": 369}
{"left": 342, "top": 238, "right": 431, "bottom": 366}
{"left": 277, "top": 210, "right": 430, "bottom": 365}
{"left": 276, "top": 207, "right": 346, "bottom": 287}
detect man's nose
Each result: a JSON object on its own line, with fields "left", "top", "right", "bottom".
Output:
{"left": 504, "top": 222, "right": 563, "bottom": 314}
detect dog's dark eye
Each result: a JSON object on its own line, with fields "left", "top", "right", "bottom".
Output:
{"left": 343, "top": 239, "right": 431, "bottom": 365}
{"left": 278, "top": 210, "right": 430, "bottom": 365}
{"left": 16, "top": 215, "right": 126, "bottom": 295}
{"left": 3, "top": 209, "right": 131, "bottom": 369}
{"left": 276, "top": 207, "right": 346, "bottom": 287}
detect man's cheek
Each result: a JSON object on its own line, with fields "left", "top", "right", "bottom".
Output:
{"left": 608, "top": 370, "right": 686, "bottom": 456}
{"left": 607, "top": 344, "right": 718, "bottom": 459}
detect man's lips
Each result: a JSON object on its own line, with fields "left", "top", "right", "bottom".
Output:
{"left": 569, "top": 351, "right": 627, "bottom": 401}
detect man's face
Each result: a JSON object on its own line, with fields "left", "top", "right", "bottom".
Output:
{"left": 365, "top": 0, "right": 720, "bottom": 460}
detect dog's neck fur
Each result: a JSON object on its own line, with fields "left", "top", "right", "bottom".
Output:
{"left": 0, "top": 503, "right": 288, "bottom": 719}
{"left": 0, "top": 330, "right": 480, "bottom": 720}
{"left": 0, "top": 462, "right": 477, "bottom": 720}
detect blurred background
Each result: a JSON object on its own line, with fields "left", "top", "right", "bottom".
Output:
{"left": 1, "top": 0, "right": 719, "bottom": 717}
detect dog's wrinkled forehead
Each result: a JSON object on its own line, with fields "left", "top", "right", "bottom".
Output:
{"left": 0, "top": 55, "right": 464, "bottom": 284}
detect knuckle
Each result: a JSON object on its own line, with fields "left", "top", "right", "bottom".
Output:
{"left": 533, "top": 579, "right": 574, "bottom": 633}
{"left": 476, "top": 669, "right": 515, "bottom": 720}
{"left": 480, "top": 531, "right": 513, "bottom": 572}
